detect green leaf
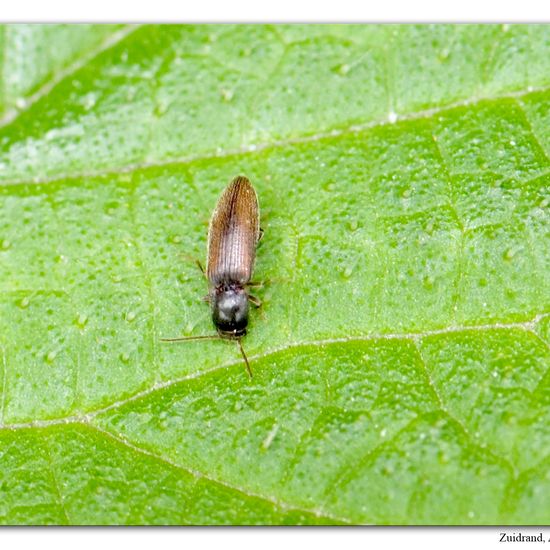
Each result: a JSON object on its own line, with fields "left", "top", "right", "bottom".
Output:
{"left": 0, "top": 24, "right": 549, "bottom": 525}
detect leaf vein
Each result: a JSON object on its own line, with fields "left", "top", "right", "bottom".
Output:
{"left": 90, "top": 423, "right": 352, "bottom": 525}
{"left": 0, "top": 25, "right": 141, "bottom": 130}
{"left": 43, "top": 434, "right": 71, "bottom": 525}
{"left": 514, "top": 97, "right": 550, "bottom": 162}
{"left": 413, "top": 340, "right": 517, "bottom": 477}
{"left": 0, "top": 314, "right": 548, "bottom": 431}
{"left": 1, "top": 84, "right": 549, "bottom": 189}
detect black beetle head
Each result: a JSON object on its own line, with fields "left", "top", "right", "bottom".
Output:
{"left": 212, "top": 288, "right": 249, "bottom": 338}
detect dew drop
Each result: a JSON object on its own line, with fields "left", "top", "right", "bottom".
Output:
{"left": 338, "top": 63, "right": 350, "bottom": 75}
{"left": 423, "top": 275, "right": 435, "bottom": 289}
{"left": 15, "top": 97, "right": 27, "bottom": 109}
{"left": 388, "top": 111, "right": 398, "bottom": 123}
{"left": 1, "top": 239, "right": 11, "bottom": 250}
{"left": 46, "top": 351, "right": 57, "bottom": 363}
{"left": 170, "top": 235, "right": 182, "bottom": 244}
{"left": 120, "top": 352, "right": 130, "bottom": 363}
{"left": 111, "top": 274, "right": 122, "bottom": 283}
{"left": 154, "top": 101, "right": 168, "bottom": 117}
{"left": 220, "top": 88, "right": 234, "bottom": 102}
{"left": 19, "top": 297, "right": 30, "bottom": 309}
{"left": 126, "top": 311, "right": 137, "bottom": 322}
{"left": 343, "top": 266, "right": 353, "bottom": 278}
{"left": 503, "top": 248, "right": 516, "bottom": 261}
{"left": 83, "top": 93, "right": 97, "bottom": 110}
{"left": 76, "top": 313, "right": 88, "bottom": 328}
{"left": 347, "top": 219, "right": 359, "bottom": 232}
{"left": 55, "top": 254, "right": 68, "bottom": 264}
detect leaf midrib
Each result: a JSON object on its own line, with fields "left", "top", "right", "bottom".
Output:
{"left": 0, "top": 25, "right": 140, "bottom": 129}
{"left": 0, "top": 397, "right": 524, "bottom": 526}
{"left": 0, "top": 313, "right": 547, "bottom": 431}
{"left": 1, "top": 80, "right": 548, "bottom": 188}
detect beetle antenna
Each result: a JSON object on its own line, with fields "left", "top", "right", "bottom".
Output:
{"left": 160, "top": 334, "right": 220, "bottom": 342}
{"left": 160, "top": 335, "right": 253, "bottom": 379}
{"left": 237, "top": 338, "right": 253, "bottom": 379}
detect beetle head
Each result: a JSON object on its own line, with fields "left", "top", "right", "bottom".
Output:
{"left": 212, "top": 287, "right": 249, "bottom": 338}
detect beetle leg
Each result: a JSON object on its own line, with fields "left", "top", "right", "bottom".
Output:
{"left": 196, "top": 260, "right": 206, "bottom": 276}
{"left": 258, "top": 227, "right": 265, "bottom": 242}
{"left": 247, "top": 280, "right": 264, "bottom": 288}
{"left": 248, "top": 294, "right": 262, "bottom": 308}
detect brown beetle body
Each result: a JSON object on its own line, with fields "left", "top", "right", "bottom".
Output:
{"left": 207, "top": 176, "right": 259, "bottom": 338}
{"left": 161, "top": 175, "right": 260, "bottom": 378}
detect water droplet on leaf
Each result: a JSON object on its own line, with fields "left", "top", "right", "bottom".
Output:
{"left": 126, "top": 311, "right": 136, "bottom": 322}
{"left": 76, "top": 313, "right": 88, "bottom": 328}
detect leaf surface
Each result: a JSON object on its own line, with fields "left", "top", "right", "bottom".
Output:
{"left": 0, "top": 24, "right": 549, "bottom": 525}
